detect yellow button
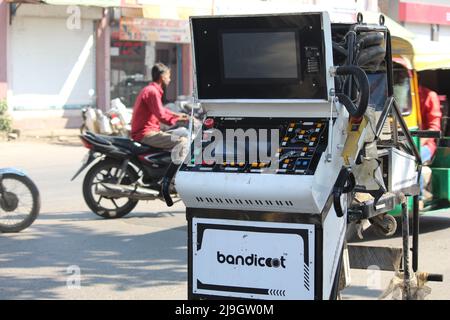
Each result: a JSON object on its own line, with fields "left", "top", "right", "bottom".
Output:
{"left": 301, "top": 130, "right": 306, "bottom": 134}
{"left": 311, "top": 137, "right": 316, "bottom": 142}
{"left": 239, "top": 162, "right": 245, "bottom": 167}
{"left": 289, "top": 123, "right": 295, "bottom": 128}
{"left": 303, "top": 147, "right": 308, "bottom": 152}
{"left": 283, "top": 137, "right": 289, "bottom": 142}
{"left": 317, "top": 123, "right": 322, "bottom": 128}
{"left": 277, "top": 148, "right": 282, "bottom": 153}
{"left": 259, "top": 163, "right": 266, "bottom": 168}
{"left": 223, "top": 162, "right": 227, "bottom": 166}
{"left": 251, "top": 162, "right": 258, "bottom": 168}
{"left": 284, "top": 159, "right": 289, "bottom": 164}
{"left": 230, "top": 162, "right": 235, "bottom": 166}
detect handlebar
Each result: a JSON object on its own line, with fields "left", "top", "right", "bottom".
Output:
{"left": 161, "top": 162, "right": 180, "bottom": 207}
{"left": 410, "top": 130, "right": 442, "bottom": 139}
{"left": 335, "top": 65, "right": 370, "bottom": 119}
{"left": 333, "top": 167, "right": 356, "bottom": 217}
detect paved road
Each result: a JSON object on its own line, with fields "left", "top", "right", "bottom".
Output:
{"left": 0, "top": 141, "right": 449, "bottom": 299}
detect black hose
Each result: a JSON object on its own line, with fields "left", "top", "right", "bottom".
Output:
{"left": 335, "top": 65, "right": 370, "bottom": 118}
{"left": 161, "top": 162, "right": 180, "bottom": 207}
{"left": 357, "top": 45, "right": 386, "bottom": 67}
{"left": 357, "top": 32, "right": 384, "bottom": 49}
{"left": 332, "top": 42, "right": 348, "bottom": 57}
{"left": 333, "top": 168, "right": 356, "bottom": 218}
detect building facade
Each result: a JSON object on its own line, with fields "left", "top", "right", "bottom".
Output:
{"left": 1, "top": 0, "right": 381, "bottom": 131}
{"left": 380, "top": 0, "right": 450, "bottom": 42}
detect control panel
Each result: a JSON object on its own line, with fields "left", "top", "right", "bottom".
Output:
{"left": 181, "top": 117, "right": 330, "bottom": 175}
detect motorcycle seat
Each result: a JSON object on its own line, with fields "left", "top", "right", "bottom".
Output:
{"left": 83, "top": 132, "right": 167, "bottom": 155}
{"left": 107, "top": 136, "right": 167, "bottom": 155}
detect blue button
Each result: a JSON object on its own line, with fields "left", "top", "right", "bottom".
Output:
{"left": 302, "top": 161, "right": 308, "bottom": 166}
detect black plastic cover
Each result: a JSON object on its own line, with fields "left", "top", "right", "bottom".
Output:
{"left": 191, "top": 13, "right": 329, "bottom": 100}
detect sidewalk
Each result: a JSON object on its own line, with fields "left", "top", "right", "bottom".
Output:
{"left": 0, "top": 128, "right": 81, "bottom": 144}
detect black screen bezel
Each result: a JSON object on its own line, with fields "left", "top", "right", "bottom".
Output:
{"left": 191, "top": 13, "right": 328, "bottom": 100}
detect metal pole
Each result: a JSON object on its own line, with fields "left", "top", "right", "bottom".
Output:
{"left": 401, "top": 193, "right": 411, "bottom": 300}
{"left": 412, "top": 195, "right": 419, "bottom": 272}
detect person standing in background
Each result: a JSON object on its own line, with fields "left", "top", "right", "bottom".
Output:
{"left": 418, "top": 85, "right": 442, "bottom": 205}
{"left": 419, "top": 85, "right": 442, "bottom": 164}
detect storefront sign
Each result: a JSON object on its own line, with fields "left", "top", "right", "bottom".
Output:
{"left": 119, "top": 17, "right": 190, "bottom": 43}
{"left": 399, "top": 1, "right": 450, "bottom": 26}
{"left": 111, "top": 40, "right": 144, "bottom": 56}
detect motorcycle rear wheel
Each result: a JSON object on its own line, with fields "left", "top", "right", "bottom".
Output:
{"left": 83, "top": 159, "right": 139, "bottom": 219}
{"left": 0, "top": 173, "right": 40, "bottom": 233}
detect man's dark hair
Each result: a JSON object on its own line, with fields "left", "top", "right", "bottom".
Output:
{"left": 151, "top": 62, "right": 170, "bottom": 82}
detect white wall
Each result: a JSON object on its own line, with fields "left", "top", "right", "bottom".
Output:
{"left": 405, "top": 22, "right": 450, "bottom": 43}
{"left": 439, "top": 25, "right": 450, "bottom": 43}
{"left": 405, "top": 22, "right": 431, "bottom": 41}
{"left": 9, "top": 4, "right": 101, "bottom": 111}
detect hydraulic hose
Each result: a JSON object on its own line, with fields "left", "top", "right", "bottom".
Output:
{"left": 356, "top": 32, "right": 384, "bottom": 49}
{"left": 335, "top": 65, "right": 370, "bottom": 118}
{"left": 357, "top": 45, "right": 386, "bottom": 67}
{"left": 333, "top": 167, "right": 356, "bottom": 217}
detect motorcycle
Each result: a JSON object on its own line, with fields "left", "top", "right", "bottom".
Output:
{"left": 72, "top": 117, "right": 201, "bottom": 219}
{"left": 0, "top": 168, "right": 40, "bottom": 232}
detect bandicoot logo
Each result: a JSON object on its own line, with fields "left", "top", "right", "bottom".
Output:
{"left": 217, "top": 251, "right": 286, "bottom": 268}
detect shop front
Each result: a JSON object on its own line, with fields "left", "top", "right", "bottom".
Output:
{"left": 110, "top": 15, "right": 191, "bottom": 107}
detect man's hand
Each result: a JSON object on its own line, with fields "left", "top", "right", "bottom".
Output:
{"left": 176, "top": 114, "right": 189, "bottom": 125}
{"left": 420, "top": 137, "right": 432, "bottom": 147}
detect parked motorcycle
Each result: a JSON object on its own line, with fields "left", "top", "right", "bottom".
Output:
{"left": 80, "top": 96, "right": 202, "bottom": 138}
{"left": 80, "top": 104, "right": 130, "bottom": 137}
{"left": 0, "top": 168, "right": 40, "bottom": 232}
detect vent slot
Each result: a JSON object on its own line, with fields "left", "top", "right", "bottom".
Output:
{"left": 194, "top": 197, "right": 294, "bottom": 207}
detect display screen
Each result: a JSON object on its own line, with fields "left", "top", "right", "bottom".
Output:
{"left": 221, "top": 31, "right": 300, "bottom": 80}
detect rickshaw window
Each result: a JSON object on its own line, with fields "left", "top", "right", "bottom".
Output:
{"left": 393, "top": 64, "right": 412, "bottom": 116}
{"left": 367, "top": 72, "right": 388, "bottom": 111}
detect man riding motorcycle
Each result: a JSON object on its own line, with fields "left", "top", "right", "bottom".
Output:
{"left": 131, "top": 62, "right": 189, "bottom": 155}
{"left": 73, "top": 63, "right": 195, "bottom": 219}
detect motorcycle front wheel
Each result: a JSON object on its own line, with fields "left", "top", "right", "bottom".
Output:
{"left": 0, "top": 173, "right": 40, "bottom": 233}
{"left": 82, "top": 159, "right": 139, "bottom": 219}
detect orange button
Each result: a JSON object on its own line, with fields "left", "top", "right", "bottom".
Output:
{"left": 251, "top": 162, "right": 258, "bottom": 168}
{"left": 311, "top": 137, "right": 316, "bottom": 142}
{"left": 289, "top": 123, "right": 295, "bottom": 128}
{"left": 283, "top": 137, "right": 289, "bottom": 142}
{"left": 303, "top": 147, "right": 308, "bottom": 152}
{"left": 317, "top": 123, "right": 322, "bottom": 128}
{"left": 284, "top": 159, "right": 290, "bottom": 164}
{"left": 259, "top": 163, "right": 266, "bottom": 168}
{"left": 239, "top": 162, "right": 245, "bottom": 167}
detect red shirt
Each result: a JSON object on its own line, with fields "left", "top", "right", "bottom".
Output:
{"left": 131, "top": 82, "right": 179, "bottom": 142}
{"left": 419, "top": 86, "right": 442, "bottom": 156}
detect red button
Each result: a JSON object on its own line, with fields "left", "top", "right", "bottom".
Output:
{"left": 204, "top": 118, "right": 214, "bottom": 129}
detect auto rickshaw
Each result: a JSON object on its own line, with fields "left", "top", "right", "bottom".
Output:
{"left": 347, "top": 13, "right": 450, "bottom": 237}
{"left": 389, "top": 38, "right": 450, "bottom": 216}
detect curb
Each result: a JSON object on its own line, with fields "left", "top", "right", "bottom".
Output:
{"left": 0, "top": 130, "right": 82, "bottom": 144}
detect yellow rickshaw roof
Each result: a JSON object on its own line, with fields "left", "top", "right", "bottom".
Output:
{"left": 413, "top": 39, "right": 450, "bottom": 71}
